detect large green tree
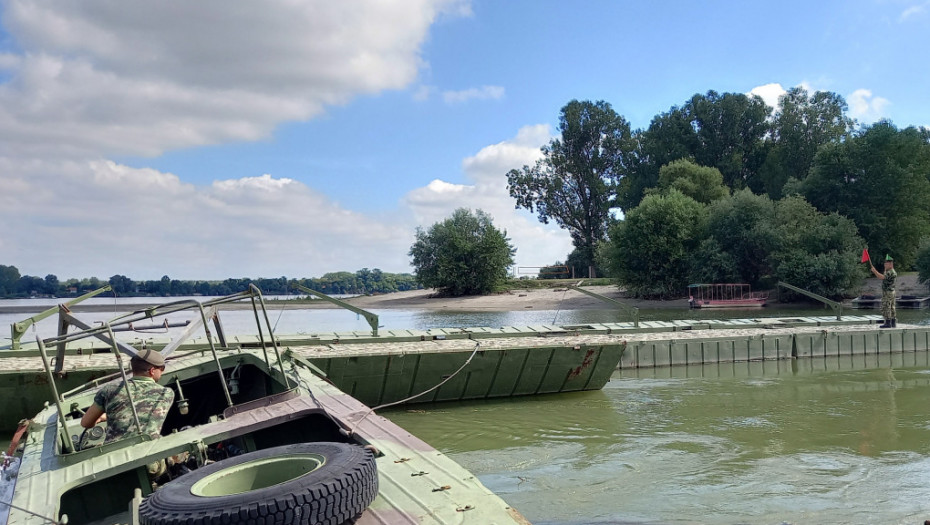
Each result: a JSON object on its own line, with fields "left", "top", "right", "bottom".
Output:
{"left": 507, "top": 99, "right": 636, "bottom": 277}
{"left": 0, "top": 264, "right": 21, "bottom": 295}
{"left": 657, "top": 159, "right": 729, "bottom": 204}
{"left": 602, "top": 190, "right": 706, "bottom": 298}
{"left": 759, "top": 87, "right": 853, "bottom": 198}
{"left": 409, "top": 208, "right": 515, "bottom": 296}
{"left": 621, "top": 90, "right": 771, "bottom": 209}
{"left": 798, "top": 121, "right": 930, "bottom": 268}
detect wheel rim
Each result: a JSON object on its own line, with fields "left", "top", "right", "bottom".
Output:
{"left": 190, "top": 453, "right": 326, "bottom": 497}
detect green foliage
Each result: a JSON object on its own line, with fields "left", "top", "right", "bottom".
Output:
{"left": 915, "top": 238, "right": 930, "bottom": 290}
{"left": 0, "top": 265, "right": 418, "bottom": 298}
{"left": 770, "top": 196, "right": 864, "bottom": 298}
{"left": 621, "top": 90, "right": 771, "bottom": 210}
{"left": 507, "top": 99, "right": 636, "bottom": 273}
{"left": 603, "top": 190, "right": 706, "bottom": 298}
{"left": 657, "top": 159, "right": 729, "bottom": 204}
{"left": 759, "top": 87, "right": 852, "bottom": 198}
{"left": 690, "top": 192, "right": 863, "bottom": 298}
{"left": 408, "top": 208, "right": 516, "bottom": 296}
{"left": 800, "top": 121, "right": 930, "bottom": 268}
{"left": 0, "top": 264, "right": 21, "bottom": 295}
{"left": 701, "top": 189, "right": 779, "bottom": 286}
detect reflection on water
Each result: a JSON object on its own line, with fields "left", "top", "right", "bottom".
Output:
{"left": 385, "top": 354, "right": 930, "bottom": 524}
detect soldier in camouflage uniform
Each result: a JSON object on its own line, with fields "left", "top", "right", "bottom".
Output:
{"left": 81, "top": 348, "right": 174, "bottom": 443}
{"left": 870, "top": 255, "right": 897, "bottom": 328}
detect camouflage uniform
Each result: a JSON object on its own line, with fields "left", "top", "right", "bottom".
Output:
{"left": 881, "top": 267, "right": 897, "bottom": 321}
{"left": 93, "top": 376, "right": 174, "bottom": 443}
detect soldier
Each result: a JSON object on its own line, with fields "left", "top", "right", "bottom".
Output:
{"left": 80, "top": 348, "right": 175, "bottom": 443}
{"left": 870, "top": 254, "right": 897, "bottom": 328}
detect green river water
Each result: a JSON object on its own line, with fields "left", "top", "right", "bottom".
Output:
{"left": 386, "top": 354, "right": 930, "bottom": 524}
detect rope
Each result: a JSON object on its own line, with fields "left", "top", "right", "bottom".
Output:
{"left": 0, "top": 499, "right": 62, "bottom": 525}
{"left": 346, "top": 340, "right": 482, "bottom": 436}
{"left": 552, "top": 286, "right": 572, "bottom": 325}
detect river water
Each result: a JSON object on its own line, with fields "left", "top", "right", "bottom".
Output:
{"left": 4, "top": 299, "right": 930, "bottom": 523}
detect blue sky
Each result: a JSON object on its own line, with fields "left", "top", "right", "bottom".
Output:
{"left": 1, "top": 0, "right": 927, "bottom": 280}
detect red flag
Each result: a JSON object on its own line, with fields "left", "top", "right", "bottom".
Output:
{"left": 860, "top": 248, "right": 870, "bottom": 263}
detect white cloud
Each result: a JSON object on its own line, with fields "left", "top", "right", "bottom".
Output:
{"left": 0, "top": 1, "right": 474, "bottom": 280}
{"left": 0, "top": 157, "right": 414, "bottom": 280}
{"left": 0, "top": 0, "right": 469, "bottom": 159}
{"left": 748, "top": 83, "right": 786, "bottom": 110}
{"left": 847, "top": 88, "right": 891, "bottom": 123}
{"left": 404, "top": 124, "right": 574, "bottom": 270}
{"left": 899, "top": 1, "right": 929, "bottom": 21}
{"left": 442, "top": 85, "right": 505, "bottom": 104}
{"left": 0, "top": 2, "right": 571, "bottom": 282}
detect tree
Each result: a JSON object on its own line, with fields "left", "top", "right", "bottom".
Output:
{"left": 800, "top": 121, "right": 930, "bottom": 268}
{"left": 621, "top": 91, "right": 771, "bottom": 209}
{"left": 695, "top": 189, "right": 779, "bottom": 286}
{"left": 109, "top": 274, "right": 134, "bottom": 294}
{"left": 657, "top": 159, "right": 729, "bottom": 204}
{"left": 603, "top": 190, "right": 706, "bottom": 298}
{"left": 409, "top": 208, "right": 515, "bottom": 296}
{"left": 759, "top": 87, "right": 853, "bottom": 198}
{"left": 507, "top": 99, "right": 636, "bottom": 277}
{"left": 44, "top": 274, "right": 59, "bottom": 295}
{"left": 770, "top": 196, "right": 864, "bottom": 298}
{"left": 0, "top": 265, "right": 20, "bottom": 295}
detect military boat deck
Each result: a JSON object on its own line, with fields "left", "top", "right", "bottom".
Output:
{"left": 4, "top": 348, "right": 531, "bottom": 525}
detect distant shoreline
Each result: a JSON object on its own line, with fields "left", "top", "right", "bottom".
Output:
{"left": 1, "top": 276, "right": 925, "bottom": 315}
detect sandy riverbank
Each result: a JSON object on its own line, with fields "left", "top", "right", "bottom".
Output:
{"left": 343, "top": 273, "right": 928, "bottom": 312}
{"left": 2, "top": 275, "right": 925, "bottom": 315}
{"left": 330, "top": 273, "right": 927, "bottom": 312}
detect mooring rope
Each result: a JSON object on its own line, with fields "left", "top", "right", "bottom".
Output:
{"left": 0, "top": 499, "right": 62, "bottom": 525}
{"left": 345, "top": 340, "right": 482, "bottom": 436}
{"left": 552, "top": 286, "right": 572, "bottom": 325}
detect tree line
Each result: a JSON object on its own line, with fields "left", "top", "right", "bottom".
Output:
{"left": 506, "top": 89, "right": 930, "bottom": 298}
{"left": 0, "top": 265, "right": 419, "bottom": 299}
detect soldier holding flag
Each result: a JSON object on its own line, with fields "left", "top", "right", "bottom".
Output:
{"left": 868, "top": 253, "right": 897, "bottom": 328}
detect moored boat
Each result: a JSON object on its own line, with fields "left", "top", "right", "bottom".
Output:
{"left": 688, "top": 283, "right": 768, "bottom": 308}
{"left": 1, "top": 287, "right": 530, "bottom": 524}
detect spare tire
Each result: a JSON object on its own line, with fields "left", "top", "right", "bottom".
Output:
{"left": 140, "top": 442, "right": 378, "bottom": 525}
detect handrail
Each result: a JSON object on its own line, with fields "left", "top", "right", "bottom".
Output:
{"left": 9, "top": 285, "right": 113, "bottom": 349}
{"left": 568, "top": 282, "right": 639, "bottom": 328}
{"left": 31, "top": 287, "right": 286, "bottom": 456}
{"left": 292, "top": 284, "right": 380, "bottom": 336}
{"left": 777, "top": 281, "right": 844, "bottom": 320}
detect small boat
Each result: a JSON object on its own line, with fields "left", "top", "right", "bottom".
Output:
{"left": 851, "top": 294, "right": 880, "bottom": 309}
{"left": 688, "top": 283, "right": 768, "bottom": 309}
{"left": 1, "top": 287, "right": 530, "bottom": 525}
{"left": 896, "top": 295, "right": 930, "bottom": 309}
{"left": 852, "top": 294, "right": 930, "bottom": 309}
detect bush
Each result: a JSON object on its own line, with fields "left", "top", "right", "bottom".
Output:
{"left": 603, "top": 190, "right": 706, "bottom": 298}
{"left": 408, "top": 208, "right": 516, "bottom": 296}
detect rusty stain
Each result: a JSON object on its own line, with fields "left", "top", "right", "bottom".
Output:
{"left": 566, "top": 348, "right": 596, "bottom": 379}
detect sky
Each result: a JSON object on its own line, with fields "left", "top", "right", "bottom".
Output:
{"left": 0, "top": 0, "right": 927, "bottom": 281}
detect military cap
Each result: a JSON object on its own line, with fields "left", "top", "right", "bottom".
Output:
{"left": 135, "top": 348, "right": 165, "bottom": 367}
